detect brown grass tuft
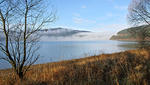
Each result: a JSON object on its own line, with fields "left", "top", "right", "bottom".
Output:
{"left": 0, "top": 48, "right": 150, "bottom": 85}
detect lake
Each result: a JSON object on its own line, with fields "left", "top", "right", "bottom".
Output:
{"left": 0, "top": 40, "right": 138, "bottom": 69}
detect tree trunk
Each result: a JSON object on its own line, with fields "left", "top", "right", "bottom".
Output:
{"left": 18, "top": 71, "right": 24, "bottom": 80}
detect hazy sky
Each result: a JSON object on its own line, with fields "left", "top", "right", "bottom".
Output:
{"left": 49, "top": 0, "right": 131, "bottom": 34}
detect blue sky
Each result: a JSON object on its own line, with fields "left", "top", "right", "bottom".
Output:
{"left": 49, "top": 0, "right": 131, "bottom": 34}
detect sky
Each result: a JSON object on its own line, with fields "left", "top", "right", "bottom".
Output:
{"left": 49, "top": 0, "right": 131, "bottom": 35}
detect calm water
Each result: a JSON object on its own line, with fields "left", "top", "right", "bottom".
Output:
{"left": 0, "top": 40, "right": 138, "bottom": 69}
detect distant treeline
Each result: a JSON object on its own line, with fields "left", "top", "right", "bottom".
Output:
{"left": 110, "top": 25, "right": 150, "bottom": 41}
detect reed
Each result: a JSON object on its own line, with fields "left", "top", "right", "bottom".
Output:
{"left": 0, "top": 48, "right": 150, "bottom": 85}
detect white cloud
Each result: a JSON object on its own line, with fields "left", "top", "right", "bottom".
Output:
{"left": 91, "top": 24, "right": 130, "bottom": 39}
{"left": 73, "top": 17, "right": 96, "bottom": 24}
{"left": 40, "top": 32, "right": 106, "bottom": 41}
{"left": 73, "top": 13, "right": 81, "bottom": 17}
{"left": 114, "top": 5, "right": 128, "bottom": 10}
{"left": 94, "top": 24, "right": 129, "bottom": 33}
{"left": 106, "top": 13, "right": 113, "bottom": 17}
{"left": 108, "top": 0, "right": 114, "bottom": 1}
{"left": 108, "top": 0, "right": 114, "bottom": 2}
{"left": 81, "top": 5, "right": 87, "bottom": 9}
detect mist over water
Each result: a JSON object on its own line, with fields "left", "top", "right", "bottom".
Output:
{"left": 0, "top": 40, "right": 138, "bottom": 69}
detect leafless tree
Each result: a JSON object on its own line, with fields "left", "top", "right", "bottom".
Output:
{"left": 128, "top": 0, "right": 150, "bottom": 25}
{"left": 0, "top": 0, "right": 55, "bottom": 79}
{"left": 127, "top": 0, "right": 150, "bottom": 45}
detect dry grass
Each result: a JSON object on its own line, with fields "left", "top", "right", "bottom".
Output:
{"left": 0, "top": 48, "right": 150, "bottom": 85}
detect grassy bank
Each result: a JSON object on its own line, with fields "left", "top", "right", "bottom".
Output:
{"left": 0, "top": 48, "right": 150, "bottom": 85}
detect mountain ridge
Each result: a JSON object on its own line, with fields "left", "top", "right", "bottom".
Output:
{"left": 0, "top": 27, "right": 104, "bottom": 41}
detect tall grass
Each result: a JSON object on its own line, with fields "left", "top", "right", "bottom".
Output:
{"left": 0, "top": 48, "right": 150, "bottom": 85}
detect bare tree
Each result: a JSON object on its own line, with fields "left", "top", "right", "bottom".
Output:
{"left": 128, "top": 0, "right": 150, "bottom": 25}
{"left": 0, "top": 0, "right": 55, "bottom": 79}
{"left": 127, "top": 0, "right": 150, "bottom": 46}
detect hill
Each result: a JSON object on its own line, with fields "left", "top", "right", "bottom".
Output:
{"left": 40, "top": 27, "right": 91, "bottom": 37}
{"left": 110, "top": 25, "right": 150, "bottom": 41}
{"left": 40, "top": 27, "right": 103, "bottom": 41}
{"left": 0, "top": 28, "right": 104, "bottom": 41}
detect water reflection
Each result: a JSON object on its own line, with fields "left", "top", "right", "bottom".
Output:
{"left": 0, "top": 40, "right": 139, "bottom": 69}
{"left": 118, "top": 41, "right": 150, "bottom": 49}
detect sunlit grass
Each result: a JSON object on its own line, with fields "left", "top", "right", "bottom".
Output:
{"left": 0, "top": 48, "right": 150, "bottom": 85}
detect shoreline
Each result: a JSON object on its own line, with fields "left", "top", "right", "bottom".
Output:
{"left": 0, "top": 48, "right": 143, "bottom": 71}
{"left": 0, "top": 48, "right": 150, "bottom": 85}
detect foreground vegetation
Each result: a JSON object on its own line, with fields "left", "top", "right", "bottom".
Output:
{"left": 0, "top": 48, "right": 150, "bottom": 85}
